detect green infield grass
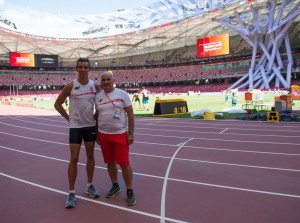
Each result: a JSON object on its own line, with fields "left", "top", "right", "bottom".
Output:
{"left": 6, "top": 92, "right": 300, "bottom": 119}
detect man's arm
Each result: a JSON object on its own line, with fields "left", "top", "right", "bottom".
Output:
{"left": 94, "top": 110, "right": 100, "bottom": 144}
{"left": 54, "top": 83, "right": 73, "bottom": 122}
{"left": 125, "top": 105, "right": 134, "bottom": 145}
{"left": 95, "top": 83, "right": 101, "bottom": 93}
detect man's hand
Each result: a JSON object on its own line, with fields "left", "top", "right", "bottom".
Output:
{"left": 127, "top": 134, "right": 134, "bottom": 145}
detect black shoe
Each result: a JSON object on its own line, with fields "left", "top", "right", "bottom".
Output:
{"left": 106, "top": 186, "right": 121, "bottom": 198}
{"left": 127, "top": 190, "right": 136, "bottom": 206}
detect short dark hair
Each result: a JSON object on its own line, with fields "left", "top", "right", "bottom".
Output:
{"left": 76, "top": 58, "right": 90, "bottom": 69}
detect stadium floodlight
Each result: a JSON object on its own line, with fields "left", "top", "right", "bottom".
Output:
{"left": 247, "top": 23, "right": 257, "bottom": 35}
{"left": 282, "top": 0, "right": 294, "bottom": 11}
{"left": 216, "top": 2, "right": 225, "bottom": 10}
{"left": 257, "top": 14, "right": 269, "bottom": 27}
{"left": 221, "top": 0, "right": 230, "bottom": 5}
{"left": 204, "top": 1, "right": 212, "bottom": 11}
{"left": 281, "top": 0, "right": 292, "bottom": 9}
{"left": 220, "top": 17, "right": 230, "bottom": 26}
{"left": 262, "top": 1, "right": 275, "bottom": 12}
{"left": 197, "top": 0, "right": 206, "bottom": 9}
{"left": 240, "top": 11, "right": 252, "bottom": 23}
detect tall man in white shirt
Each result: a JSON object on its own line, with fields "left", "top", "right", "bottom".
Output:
{"left": 54, "top": 58, "right": 100, "bottom": 208}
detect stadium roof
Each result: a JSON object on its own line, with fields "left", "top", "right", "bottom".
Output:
{"left": 0, "top": 0, "right": 299, "bottom": 62}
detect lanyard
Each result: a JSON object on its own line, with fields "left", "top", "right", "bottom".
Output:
{"left": 105, "top": 92, "right": 116, "bottom": 108}
{"left": 104, "top": 91, "right": 124, "bottom": 110}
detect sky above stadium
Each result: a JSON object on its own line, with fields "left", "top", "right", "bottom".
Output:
{"left": 1, "top": 0, "right": 158, "bottom": 15}
{"left": 0, "top": 0, "right": 242, "bottom": 38}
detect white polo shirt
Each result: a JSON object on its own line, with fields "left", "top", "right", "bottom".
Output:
{"left": 95, "top": 88, "right": 132, "bottom": 134}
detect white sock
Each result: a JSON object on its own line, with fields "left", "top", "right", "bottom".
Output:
{"left": 69, "top": 190, "right": 75, "bottom": 194}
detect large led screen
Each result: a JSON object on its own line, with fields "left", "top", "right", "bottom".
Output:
{"left": 196, "top": 33, "right": 229, "bottom": 58}
{"left": 10, "top": 52, "right": 35, "bottom": 67}
{"left": 10, "top": 53, "right": 58, "bottom": 68}
{"left": 35, "top": 54, "right": 58, "bottom": 68}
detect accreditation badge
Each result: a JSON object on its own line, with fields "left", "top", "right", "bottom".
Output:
{"left": 113, "top": 108, "right": 122, "bottom": 119}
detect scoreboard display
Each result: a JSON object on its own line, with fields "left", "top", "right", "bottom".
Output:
{"left": 154, "top": 98, "right": 189, "bottom": 116}
{"left": 35, "top": 54, "right": 59, "bottom": 68}
{"left": 10, "top": 52, "right": 58, "bottom": 68}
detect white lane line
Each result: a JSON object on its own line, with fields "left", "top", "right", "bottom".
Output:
{"left": 219, "top": 128, "right": 228, "bottom": 133}
{"left": 12, "top": 115, "right": 66, "bottom": 122}
{"left": 0, "top": 172, "right": 187, "bottom": 223}
{"left": 183, "top": 145, "right": 300, "bottom": 156}
{"left": 2, "top": 106, "right": 300, "bottom": 130}
{"left": 1, "top": 145, "right": 300, "bottom": 199}
{"left": 1, "top": 122, "right": 300, "bottom": 158}
{"left": 136, "top": 118, "right": 300, "bottom": 129}
{"left": 2, "top": 112, "right": 300, "bottom": 140}
{"left": 175, "top": 157, "right": 300, "bottom": 172}
{"left": 2, "top": 140, "right": 300, "bottom": 175}
{"left": 1, "top": 121, "right": 300, "bottom": 145}
{"left": 136, "top": 127, "right": 300, "bottom": 139}
{"left": 137, "top": 133, "right": 300, "bottom": 146}
{"left": 0, "top": 121, "right": 67, "bottom": 135}
{"left": 4, "top": 116, "right": 68, "bottom": 128}
{"left": 1, "top": 109, "right": 65, "bottom": 122}
{"left": 1, "top": 131, "right": 300, "bottom": 158}
{"left": 0, "top": 131, "right": 68, "bottom": 145}
{"left": 0, "top": 106, "right": 58, "bottom": 116}
{"left": 3, "top": 125, "right": 300, "bottom": 151}
{"left": 168, "top": 177, "right": 300, "bottom": 199}
{"left": 160, "top": 138, "right": 194, "bottom": 223}
{"left": 5, "top": 110, "right": 66, "bottom": 122}
{"left": 132, "top": 152, "right": 300, "bottom": 172}
{"left": 2, "top": 113, "right": 300, "bottom": 138}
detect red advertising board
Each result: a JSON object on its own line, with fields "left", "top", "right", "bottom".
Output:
{"left": 196, "top": 33, "right": 229, "bottom": 58}
{"left": 10, "top": 52, "right": 35, "bottom": 67}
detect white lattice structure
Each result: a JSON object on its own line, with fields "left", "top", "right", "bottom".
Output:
{"left": 220, "top": 0, "right": 300, "bottom": 90}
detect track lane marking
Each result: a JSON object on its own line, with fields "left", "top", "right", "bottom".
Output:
{"left": 0, "top": 172, "right": 187, "bottom": 223}
{"left": 160, "top": 138, "right": 193, "bottom": 223}
{"left": 1, "top": 145, "right": 300, "bottom": 199}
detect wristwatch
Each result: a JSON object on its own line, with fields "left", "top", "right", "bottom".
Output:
{"left": 128, "top": 130, "right": 134, "bottom": 135}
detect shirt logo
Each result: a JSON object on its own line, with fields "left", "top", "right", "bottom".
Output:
{"left": 74, "top": 86, "right": 80, "bottom": 90}
{"left": 98, "top": 99, "right": 103, "bottom": 102}
{"left": 90, "top": 87, "right": 94, "bottom": 92}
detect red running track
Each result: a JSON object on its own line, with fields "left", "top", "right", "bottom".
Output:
{"left": 1, "top": 104, "right": 300, "bottom": 223}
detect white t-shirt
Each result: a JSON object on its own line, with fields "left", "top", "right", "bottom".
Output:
{"left": 95, "top": 88, "right": 132, "bottom": 134}
{"left": 69, "top": 79, "right": 96, "bottom": 128}
{"left": 141, "top": 89, "right": 149, "bottom": 98}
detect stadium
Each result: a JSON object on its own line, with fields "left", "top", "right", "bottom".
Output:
{"left": 1, "top": 1, "right": 300, "bottom": 223}
{"left": 0, "top": 0, "right": 299, "bottom": 102}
